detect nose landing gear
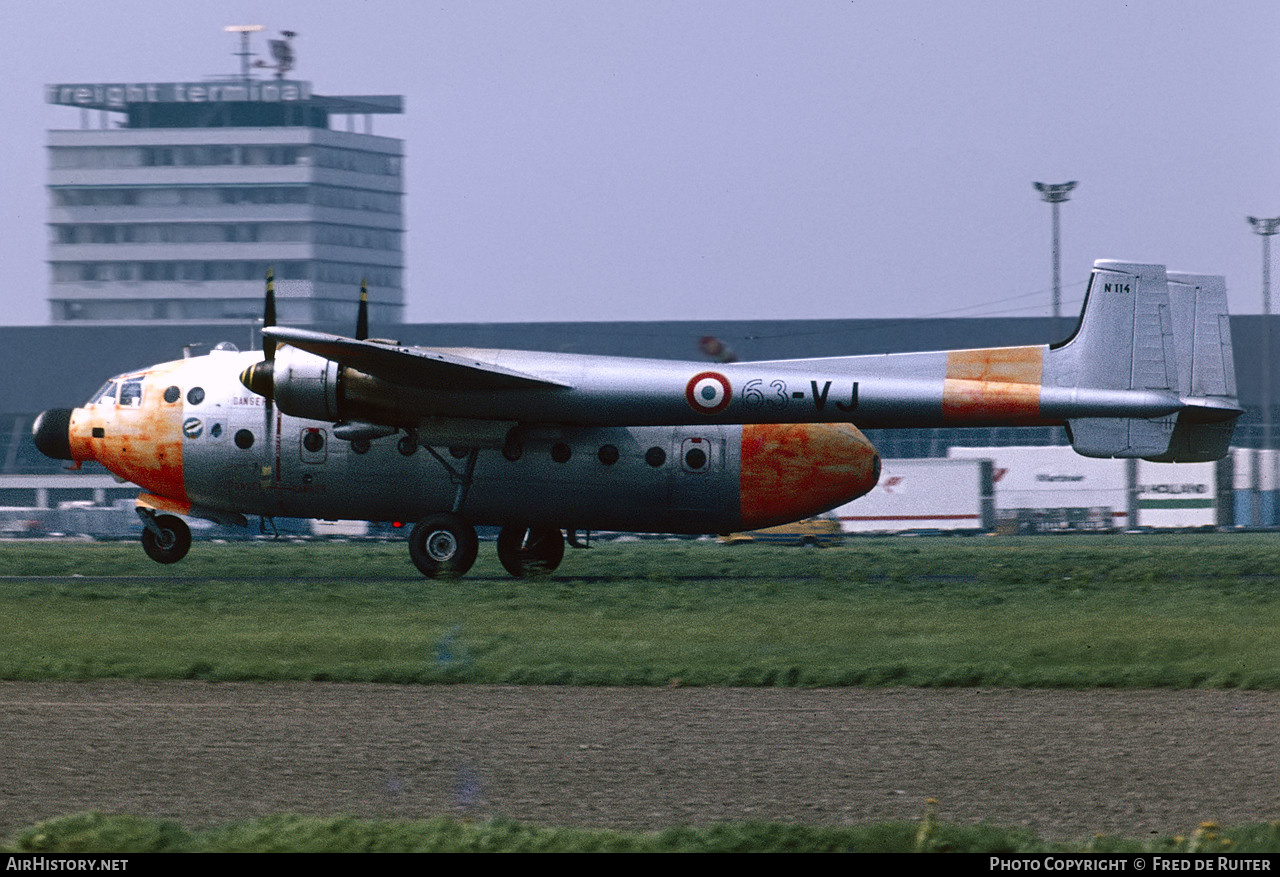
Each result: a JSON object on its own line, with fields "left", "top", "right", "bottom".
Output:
{"left": 137, "top": 510, "right": 192, "bottom": 565}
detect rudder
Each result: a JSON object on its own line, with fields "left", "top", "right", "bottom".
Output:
{"left": 1145, "top": 272, "right": 1239, "bottom": 462}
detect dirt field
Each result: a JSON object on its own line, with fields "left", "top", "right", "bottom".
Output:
{"left": 2, "top": 682, "right": 1277, "bottom": 842}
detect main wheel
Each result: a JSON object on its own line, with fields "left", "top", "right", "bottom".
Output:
{"left": 140, "top": 514, "right": 192, "bottom": 564}
{"left": 496, "top": 525, "right": 565, "bottom": 577}
{"left": 408, "top": 513, "right": 479, "bottom": 579}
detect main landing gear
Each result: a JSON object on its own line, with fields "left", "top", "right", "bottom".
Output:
{"left": 407, "top": 517, "right": 567, "bottom": 579}
{"left": 408, "top": 513, "right": 480, "bottom": 579}
{"left": 496, "top": 525, "right": 566, "bottom": 577}
{"left": 407, "top": 442, "right": 567, "bottom": 579}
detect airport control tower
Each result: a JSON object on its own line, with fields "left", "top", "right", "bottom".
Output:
{"left": 45, "top": 27, "right": 404, "bottom": 326}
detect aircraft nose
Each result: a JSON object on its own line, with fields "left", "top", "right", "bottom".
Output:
{"left": 33, "top": 408, "right": 75, "bottom": 460}
{"left": 738, "top": 422, "right": 881, "bottom": 530}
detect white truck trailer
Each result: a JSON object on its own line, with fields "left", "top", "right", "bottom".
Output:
{"left": 833, "top": 458, "right": 994, "bottom": 534}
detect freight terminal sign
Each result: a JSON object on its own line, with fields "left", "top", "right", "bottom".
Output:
{"left": 47, "top": 81, "right": 313, "bottom": 111}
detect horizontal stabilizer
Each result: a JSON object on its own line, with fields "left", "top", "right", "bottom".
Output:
{"left": 1144, "top": 413, "right": 1236, "bottom": 463}
{"left": 1067, "top": 415, "right": 1177, "bottom": 459}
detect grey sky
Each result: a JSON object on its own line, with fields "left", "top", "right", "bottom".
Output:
{"left": 4, "top": 1, "right": 1278, "bottom": 327}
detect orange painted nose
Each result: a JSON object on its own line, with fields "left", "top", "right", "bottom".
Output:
{"left": 738, "top": 423, "right": 880, "bottom": 530}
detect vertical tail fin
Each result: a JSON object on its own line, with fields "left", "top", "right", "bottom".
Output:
{"left": 1051, "top": 260, "right": 1240, "bottom": 461}
{"left": 1054, "top": 261, "right": 1179, "bottom": 458}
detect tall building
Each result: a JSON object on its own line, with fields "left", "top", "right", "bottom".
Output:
{"left": 45, "top": 37, "right": 404, "bottom": 326}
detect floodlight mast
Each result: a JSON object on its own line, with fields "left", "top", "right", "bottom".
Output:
{"left": 225, "top": 25, "right": 265, "bottom": 82}
{"left": 1034, "top": 181, "right": 1078, "bottom": 342}
{"left": 1250, "top": 217, "right": 1280, "bottom": 457}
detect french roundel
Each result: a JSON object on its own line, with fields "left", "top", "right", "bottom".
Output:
{"left": 685, "top": 371, "right": 732, "bottom": 414}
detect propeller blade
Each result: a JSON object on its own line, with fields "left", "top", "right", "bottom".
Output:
{"left": 241, "top": 267, "right": 278, "bottom": 401}
{"left": 259, "top": 268, "right": 277, "bottom": 472}
{"left": 356, "top": 279, "right": 369, "bottom": 341}
{"left": 264, "top": 267, "right": 277, "bottom": 362}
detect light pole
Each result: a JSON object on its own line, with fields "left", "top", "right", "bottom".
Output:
{"left": 1249, "top": 217, "right": 1279, "bottom": 526}
{"left": 1249, "top": 217, "right": 1280, "bottom": 450}
{"left": 1035, "top": 181, "right": 1077, "bottom": 341}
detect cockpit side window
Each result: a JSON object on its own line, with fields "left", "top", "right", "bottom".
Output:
{"left": 119, "top": 380, "right": 143, "bottom": 408}
{"left": 89, "top": 381, "right": 119, "bottom": 406}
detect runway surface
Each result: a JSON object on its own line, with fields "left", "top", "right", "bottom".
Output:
{"left": 2, "top": 682, "right": 1277, "bottom": 841}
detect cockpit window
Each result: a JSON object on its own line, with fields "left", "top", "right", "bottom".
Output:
{"left": 119, "top": 380, "right": 143, "bottom": 408}
{"left": 88, "top": 381, "right": 118, "bottom": 406}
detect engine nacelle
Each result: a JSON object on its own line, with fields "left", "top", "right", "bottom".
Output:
{"left": 242, "top": 347, "right": 408, "bottom": 425}
{"left": 273, "top": 347, "right": 341, "bottom": 421}
{"left": 240, "top": 348, "right": 514, "bottom": 445}
{"left": 241, "top": 347, "right": 342, "bottom": 422}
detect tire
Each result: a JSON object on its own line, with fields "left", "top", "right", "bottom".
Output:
{"left": 408, "top": 513, "right": 479, "bottom": 579}
{"left": 496, "top": 525, "right": 565, "bottom": 577}
{"left": 140, "top": 514, "right": 192, "bottom": 564}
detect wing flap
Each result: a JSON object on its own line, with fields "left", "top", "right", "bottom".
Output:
{"left": 263, "top": 327, "right": 572, "bottom": 391}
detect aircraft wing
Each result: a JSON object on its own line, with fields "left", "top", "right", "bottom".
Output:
{"left": 263, "top": 327, "right": 572, "bottom": 390}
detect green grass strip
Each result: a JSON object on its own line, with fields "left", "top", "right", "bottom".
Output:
{"left": 3, "top": 533, "right": 1280, "bottom": 688}
{"left": 5, "top": 811, "right": 1278, "bottom": 854}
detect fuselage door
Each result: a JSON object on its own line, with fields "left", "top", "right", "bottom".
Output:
{"left": 300, "top": 427, "right": 327, "bottom": 464}
{"left": 669, "top": 433, "right": 723, "bottom": 525}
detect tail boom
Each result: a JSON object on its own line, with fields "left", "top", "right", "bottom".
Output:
{"left": 753, "top": 259, "right": 1240, "bottom": 460}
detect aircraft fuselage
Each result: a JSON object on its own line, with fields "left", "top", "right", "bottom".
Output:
{"left": 57, "top": 348, "right": 881, "bottom": 538}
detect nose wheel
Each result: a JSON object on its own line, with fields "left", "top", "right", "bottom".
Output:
{"left": 139, "top": 512, "right": 192, "bottom": 565}
{"left": 496, "top": 525, "right": 565, "bottom": 577}
{"left": 408, "top": 513, "right": 479, "bottom": 579}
